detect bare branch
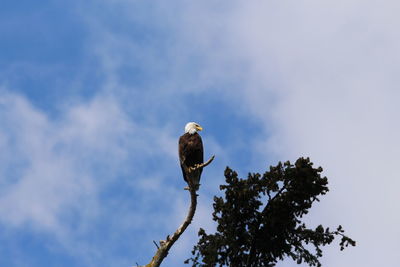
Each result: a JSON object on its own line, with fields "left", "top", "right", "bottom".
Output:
{"left": 137, "top": 156, "right": 215, "bottom": 267}
{"left": 138, "top": 188, "right": 197, "bottom": 267}
{"left": 181, "top": 155, "right": 215, "bottom": 175}
{"left": 153, "top": 241, "right": 159, "bottom": 249}
{"left": 188, "top": 155, "right": 215, "bottom": 172}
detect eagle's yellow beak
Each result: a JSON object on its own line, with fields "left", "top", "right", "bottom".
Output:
{"left": 196, "top": 125, "right": 203, "bottom": 131}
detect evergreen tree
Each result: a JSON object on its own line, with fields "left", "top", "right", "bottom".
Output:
{"left": 187, "top": 157, "right": 355, "bottom": 267}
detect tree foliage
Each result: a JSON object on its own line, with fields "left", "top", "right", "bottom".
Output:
{"left": 186, "top": 157, "right": 355, "bottom": 267}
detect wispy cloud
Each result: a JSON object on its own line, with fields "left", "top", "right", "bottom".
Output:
{"left": 0, "top": 90, "right": 136, "bottom": 232}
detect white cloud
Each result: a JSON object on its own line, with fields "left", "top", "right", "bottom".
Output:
{"left": 0, "top": 91, "right": 133, "bottom": 231}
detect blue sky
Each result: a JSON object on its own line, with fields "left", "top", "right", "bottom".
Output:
{"left": 1, "top": 1, "right": 399, "bottom": 266}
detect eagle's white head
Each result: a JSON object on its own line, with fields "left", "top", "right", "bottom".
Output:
{"left": 185, "top": 122, "right": 203, "bottom": 134}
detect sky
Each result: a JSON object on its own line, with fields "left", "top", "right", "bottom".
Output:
{"left": 0, "top": 0, "right": 399, "bottom": 266}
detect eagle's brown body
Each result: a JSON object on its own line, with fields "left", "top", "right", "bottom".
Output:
{"left": 179, "top": 132, "right": 204, "bottom": 183}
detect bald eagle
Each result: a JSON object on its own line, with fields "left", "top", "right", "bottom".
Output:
{"left": 179, "top": 122, "right": 204, "bottom": 187}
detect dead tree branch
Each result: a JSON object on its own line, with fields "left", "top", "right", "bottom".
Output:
{"left": 189, "top": 155, "right": 215, "bottom": 172}
{"left": 138, "top": 155, "right": 215, "bottom": 267}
